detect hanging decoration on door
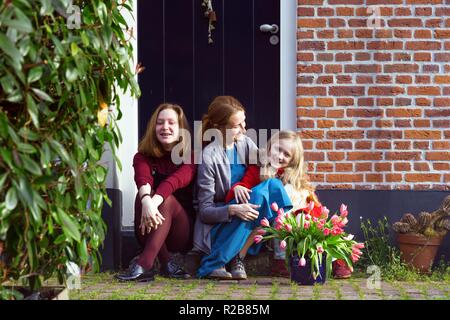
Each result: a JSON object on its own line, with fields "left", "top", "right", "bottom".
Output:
{"left": 202, "top": 0, "right": 216, "bottom": 44}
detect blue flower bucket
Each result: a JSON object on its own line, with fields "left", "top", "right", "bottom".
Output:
{"left": 289, "top": 254, "right": 327, "bottom": 285}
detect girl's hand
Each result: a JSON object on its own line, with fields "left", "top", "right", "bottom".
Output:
{"left": 233, "top": 185, "right": 252, "bottom": 204}
{"left": 140, "top": 196, "right": 165, "bottom": 235}
{"left": 228, "top": 203, "right": 260, "bottom": 221}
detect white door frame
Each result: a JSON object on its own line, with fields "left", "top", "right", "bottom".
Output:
{"left": 112, "top": 0, "right": 297, "bottom": 227}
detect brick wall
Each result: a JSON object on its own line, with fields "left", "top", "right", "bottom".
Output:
{"left": 296, "top": 0, "right": 450, "bottom": 191}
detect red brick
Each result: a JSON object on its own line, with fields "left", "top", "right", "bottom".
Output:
{"left": 298, "top": 64, "right": 323, "bottom": 73}
{"left": 366, "top": 174, "right": 383, "bottom": 183}
{"left": 425, "top": 19, "right": 443, "bottom": 28}
{"left": 395, "top": 98, "right": 412, "bottom": 106}
{"left": 335, "top": 141, "right": 352, "bottom": 149}
{"left": 414, "top": 141, "right": 429, "bottom": 149}
{"left": 297, "top": 31, "right": 315, "bottom": 39}
{"left": 384, "top": 64, "right": 419, "bottom": 73}
{"left": 309, "top": 174, "right": 325, "bottom": 183}
{"left": 405, "top": 174, "right": 440, "bottom": 182}
{"left": 435, "top": 53, "right": 450, "bottom": 62}
{"left": 316, "top": 76, "right": 334, "bottom": 84}
{"left": 375, "top": 141, "right": 392, "bottom": 149}
{"left": 356, "top": 163, "right": 372, "bottom": 171}
{"left": 297, "top": 109, "right": 326, "bottom": 119}
{"left": 394, "top": 163, "right": 411, "bottom": 171}
{"left": 414, "top": 30, "right": 432, "bottom": 38}
{"left": 374, "top": 53, "right": 392, "bottom": 61}
{"left": 385, "top": 152, "right": 421, "bottom": 160}
{"left": 297, "top": 120, "right": 315, "bottom": 128}
{"left": 298, "top": 76, "right": 314, "bottom": 84}
{"left": 338, "top": 30, "right": 353, "bottom": 38}
{"left": 386, "top": 109, "right": 422, "bottom": 117}
{"left": 298, "top": 7, "right": 315, "bottom": 16}
{"left": 327, "top": 41, "right": 365, "bottom": 50}
{"left": 348, "top": 19, "right": 370, "bottom": 27}
{"left": 318, "top": 8, "right": 334, "bottom": 16}
{"left": 385, "top": 174, "right": 403, "bottom": 183}
{"left": 298, "top": 41, "right": 326, "bottom": 51}
{"left": 296, "top": 97, "right": 314, "bottom": 107}
{"left": 404, "top": 130, "right": 442, "bottom": 139}
{"left": 317, "top": 120, "right": 335, "bottom": 128}
{"left": 303, "top": 141, "right": 313, "bottom": 150}
{"left": 435, "top": 76, "right": 450, "bottom": 84}
{"left": 347, "top": 109, "right": 383, "bottom": 117}
{"left": 376, "top": 76, "right": 392, "bottom": 84}
{"left": 394, "top": 141, "right": 410, "bottom": 150}
{"left": 415, "top": 75, "right": 431, "bottom": 84}
{"left": 413, "top": 119, "right": 431, "bottom": 127}
{"left": 317, "top": 53, "right": 334, "bottom": 61}
{"left": 394, "top": 30, "right": 412, "bottom": 38}
{"left": 426, "top": 109, "right": 450, "bottom": 117}
{"left": 316, "top": 141, "right": 333, "bottom": 150}
{"left": 327, "top": 109, "right": 345, "bottom": 118}
{"left": 355, "top": 29, "right": 374, "bottom": 38}
{"left": 299, "top": 130, "right": 325, "bottom": 139}
{"left": 325, "top": 65, "right": 343, "bottom": 73}
{"left": 355, "top": 141, "right": 372, "bottom": 149}
{"left": 432, "top": 141, "right": 450, "bottom": 150}
{"left": 316, "top": 163, "right": 334, "bottom": 172}
{"left": 297, "top": 52, "right": 314, "bottom": 61}
{"left": 394, "top": 120, "right": 412, "bottom": 128}
{"left": 328, "top": 152, "right": 345, "bottom": 161}
{"left": 415, "top": 7, "right": 433, "bottom": 16}
{"left": 356, "top": 120, "right": 372, "bottom": 128}
{"left": 347, "top": 152, "right": 383, "bottom": 161}
{"left": 329, "top": 18, "right": 346, "bottom": 28}
{"left": 396, "top": 76, "right": 413, "bottom": 84}
{"left": 394, "top": 53, "right": 411, "bottom": 61}
{"left": 433, "top": 120, "right": 450, "bottom": 127}
{"left": 356, "top": 75, "right": 374, "bottom": 84}
{"left": 336, "top": 163, "right": 353, "bottom": 172}
{"left": 327, "top": 130, "right": 364, "bottom": 139}
{"left": 336, "top": 120, "right": 354, "bottom": 128}
{"left": 297, "top": 86, "right": 327, "bottom": 96}
{"left": 317, "top": 98, "right": 334, "bottom": 107}
{"left": 389, "top": 19, "right": 423, "bottom": 27}
{"left": 407, "top": 87, "right": 441, "bottom": 95}
{"left": 298, "top": 19, "right": 326, "bottom": 28}
{"left": 355, "top": 53, "right": 370, "bottom": 61}
{"left": 337, "top": 75, "right": 353, "bottom": 84}
{"left": 368, "top": 41, "right": 403, "bottom": 50}
{"left": 317, "top": 30, "right": 335, "bottom": 38}
{"left": 329, "top": 87, "right": 365, "bottom": 96}
{"left": 377, "top": 98, "right": 394, "bottom": 106}
{"left": 375, "top": 163, "right": 392, "bottom": 172}
{"left": 414, "top": 163, "right": 430, "bottom": 171}
{"left": 358, "top": 98, "right": 374, "bottom": 106}
{"left": 368, "top": 86, "right": 405, "bottom": 96}
{"left": 368, "top": 130, "right": 402, "bottom": 139}
{"left": 326, "top": 174, "right": 364, "bottom": 183}
{"left": 304, "top": 152, "right": 325, "bottom": 161}
{"left": 406, "top": 41, "right": 441, "bottom": 50}
{"left": 433, "top": 163, "right": 450, "bottom": 171}
{"left": 425, "top": 152, "right": 450, "bottom": 161}
{"left": 416, "top": 98, "right": 431, "bottom": 106}
{"left": 375, "top": 120, "right": 394, "bottom": 128}
{"left": 415, "top": 52, "right": 431, "bottom": 61}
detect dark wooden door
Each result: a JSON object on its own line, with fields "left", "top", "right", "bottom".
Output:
{"left": 137, "top": 0, "right": 280, "bottom": 138}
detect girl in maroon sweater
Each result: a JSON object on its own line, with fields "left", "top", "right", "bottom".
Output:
{"left": 116, "top": 103, "right": 196, "bottom": 282}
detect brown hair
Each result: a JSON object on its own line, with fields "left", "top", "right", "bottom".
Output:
{"left": 260, "top": 131, "right": 315, "bottom": 194}
{"left": 138, "top": 103, "right": 191, "bottom": 158}
{"left": 200, "top": 96, "right": 245, "bottom": 146}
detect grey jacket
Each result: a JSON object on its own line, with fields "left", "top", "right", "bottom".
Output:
{"left": 193, "top": 135, "right": 259, "bottom": 254}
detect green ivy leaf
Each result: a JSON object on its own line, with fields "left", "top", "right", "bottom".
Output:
{"left": 31, "top": 87, "right": 53, "bottom": 102}
{"left": 21, "top": 154, "right": 42, "bottom": 175}
{"left": 57, "top": 208, "right": 81, "bottom": 242}
{"left": 5, "top": 187, "right": 18, "bottom": 210}
{"left": 0, "top": 32, "right": 22, "bottom": 62}
{"left": 17, "top": 142, "right": 37, "bottom": 154}
{"left": 27, "top": 66, "right": 43, "bottom": 83}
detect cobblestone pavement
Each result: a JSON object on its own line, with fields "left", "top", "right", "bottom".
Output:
{"left": 69, "top": 273, "right": 449, "bottom": 300}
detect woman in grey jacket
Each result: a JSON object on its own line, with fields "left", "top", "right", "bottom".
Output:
{"left": 193, "top": 96, "right": 292, "bottom": 280}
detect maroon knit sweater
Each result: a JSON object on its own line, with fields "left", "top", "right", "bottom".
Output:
{"left": 133, "top": 152, "right": 196, "bottom": 206}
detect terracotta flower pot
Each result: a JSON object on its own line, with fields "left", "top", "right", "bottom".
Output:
{"left": 396, "top": 233, "right": 443, "bottom": 273}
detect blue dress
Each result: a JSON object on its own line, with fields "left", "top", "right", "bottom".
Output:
{"left": 196, "top": 145, "right": 292, "bottom": 278}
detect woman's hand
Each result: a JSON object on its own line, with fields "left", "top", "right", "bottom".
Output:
{"left": 233, "top": 185, "right": 252, "bottom": 204}
{"left": 140, "top": 195, "right": 165, "bottom": 235}
{"left": 228, "top": 203, "right": 260, "bottom": 221}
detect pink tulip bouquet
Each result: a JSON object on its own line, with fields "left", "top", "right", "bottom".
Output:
{"left": 254, "top": 201, "right": 364, "bottom": 280}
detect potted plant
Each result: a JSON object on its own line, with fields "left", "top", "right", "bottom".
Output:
{"left": 255, "top": 201, "right": 364, "bottom": 285}
{"left": 0, "top": 0, "right": 140, "bottom": 299}
{"left": 392, "top": 195, "right": 449, "bottom": 273}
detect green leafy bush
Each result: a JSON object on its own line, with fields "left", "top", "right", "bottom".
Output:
{"left": 0, "top": 0, "right": 140, "bottom": 297}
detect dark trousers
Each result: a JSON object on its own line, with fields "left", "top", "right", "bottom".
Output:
{"left": 134, "top": 194, "right": 194, "bottom": 270}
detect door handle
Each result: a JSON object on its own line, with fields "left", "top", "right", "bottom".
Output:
{"left": 259, "top": 24, "right": 279, "bottom": 34}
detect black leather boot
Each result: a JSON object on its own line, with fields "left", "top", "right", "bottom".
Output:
{"left": 161, "top": 260, "right": 191, "bottom": 279}
{"left": 115, "top": 260, "right": 155, "bottom": 282}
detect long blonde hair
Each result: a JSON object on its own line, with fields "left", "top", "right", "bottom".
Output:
{"left": 138, "top": 103, "right": 191, "bottom": 158}
{"left": 260, "top": 131, "right": 315, "bottom": 194}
